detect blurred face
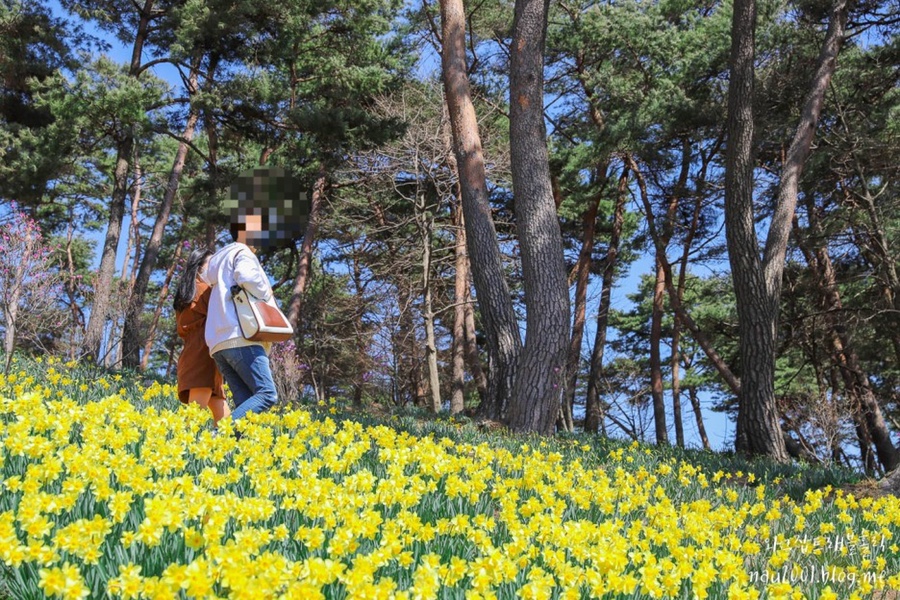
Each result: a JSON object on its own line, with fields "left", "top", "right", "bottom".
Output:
{"left": 236, "top": 214, "right": 263, "bottom": 245}
{"left": 225, "top": 167, "right": 310, "bottom": 250}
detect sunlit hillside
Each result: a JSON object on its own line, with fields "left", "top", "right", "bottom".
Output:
{"left": 1, "top": 356, "right": 898, "bottom": 599}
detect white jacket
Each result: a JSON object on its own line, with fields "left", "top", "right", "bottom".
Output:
{"left": 199, "top": 242, "right": 274, "bottom": 355}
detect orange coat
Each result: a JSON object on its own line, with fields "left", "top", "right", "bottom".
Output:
{"left": 176, "top": 281, "right": 225, "bottom": 403}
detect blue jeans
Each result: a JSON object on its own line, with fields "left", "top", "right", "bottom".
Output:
{"left": 212, "top": 345, "right": 278, "bottom": 421}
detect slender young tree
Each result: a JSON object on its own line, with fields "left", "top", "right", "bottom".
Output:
{"left": 584, "top": 168, "right": 629, "bottom": 433}
{"left": 561, "top": 184, "right": 603, "bottom": 431}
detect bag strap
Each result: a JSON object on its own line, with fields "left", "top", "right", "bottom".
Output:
{"left": 230, "top": 247, "right": 246, "bottom": 299}
{"left": 229, "top": 247, "right": 269, "bottom": 302}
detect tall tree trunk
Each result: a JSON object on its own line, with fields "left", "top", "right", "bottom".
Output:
{"left": 562, "top": 181, "right": 603, "bottom": 431}
{"left": 82, "top": 0, "right": 154, "bottom": 363}
{"left": 418, "top": 202, "right": 442, "bottom": 414}
{"left": 650, "top": 260, "right": 669, "bottom": 445}
{"left": 506, "top": 0, "right": 570, "bottom": 434}
{"left": 443, "top": 116, "right": 486, "bottom": 412}
{"left": 828, "top": 323, "right": 898, "bottom": 472}
{"left": 584, "top": 167, "right": 628, "bottom": 433}
{"left": 664, "top": 139, "right": 693, "bottom": 448}
{"left": 121, "top": 67, "right": 200, "bottom": 369}
{"left": 83, "top": 143, "right": 131, "bottom": 363}
{"left": 724, "top": 0, "right": 788, "bottom": 456}
{"left": 440, "top": 0, "right": 522, "bottom": 420}
{"left": 729, "top": 0, "right": 848, "bottom": 459}
{"left": 64, "top": 218, "right": 85, "bottom": 360}
{"left": 671, "top": 147, "right": 711, "bottom": 448}
{"left": 121, "top": 158, "right": 143, "bottom": 292}
{"left": 450, "top": 201, "right": 468, "bottom": 415}
{"left": 286, "top": 169, "right": 326, "bottom": 327}
{"left": 396, "top": 285, "right": 426, "bottom": 407}
{"left": 633, "top": 137, "right": 688, "bottom": 447}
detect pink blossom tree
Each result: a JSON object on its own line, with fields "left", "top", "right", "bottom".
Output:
{"left": 0, "top": 207, "right": 68, "bottom": 371}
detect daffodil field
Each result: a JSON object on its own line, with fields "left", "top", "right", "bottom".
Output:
{"left": 1, "top": 357, "right": 898, "bottom": 599}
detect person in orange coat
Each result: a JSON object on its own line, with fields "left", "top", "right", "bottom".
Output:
{"left": 173, "top": 247, "right": 231, "bottom": 424}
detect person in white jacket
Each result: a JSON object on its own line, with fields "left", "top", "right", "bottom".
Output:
{"left": 199, "top": 214, "right": 278, "bottom": 421}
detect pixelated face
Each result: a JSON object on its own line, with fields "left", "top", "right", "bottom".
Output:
{"left": 224, "top": 167, "right": 310, "bottom": 249}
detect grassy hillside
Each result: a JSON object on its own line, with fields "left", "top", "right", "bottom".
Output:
{"left": 0, "top": 355, "right": 897, "bottom": 599}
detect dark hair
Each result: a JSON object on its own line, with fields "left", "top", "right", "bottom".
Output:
{"left": 173, "top": 248, "right": 213, "bottom": 312}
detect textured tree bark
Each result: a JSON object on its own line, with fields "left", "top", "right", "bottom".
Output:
{"left": 83, "top": 143, "right": 131, "bottom": 363}
{"left": 723, "top": 0, "right": 785, "bottom": 458}
{"left": 121, "top": 66, "right": 200, "bottom": 368}
{"left": 725, "top": 0, "right": 844, "bottom": 460}
{"left": 120, "top": 159, "right": 142, "bottom": 294}
{"left": 506, "top": 0, "right": 570, "bottom": 434}
{"left": 82, "top": 0, "right": 154, "bottom": 363}
{"left": 440, "top": 0, "right": 522, "bottom": 420}
{"left": 108, "top": 159, "right": 141, "bottom": 369}
{"left": 728, "top": 0, "right": 848, "bottom": 460}
{"left": 286, "top": 170, "right": 326, "bottom": 327}
{"left": 443, "top": 122, "right": 483, "bottom": 414}
{"left": 562, "top": 188, "right": 602, "bottom": 431}
{"left": 584, "top": 168, "right": 628, "bottom": 433}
